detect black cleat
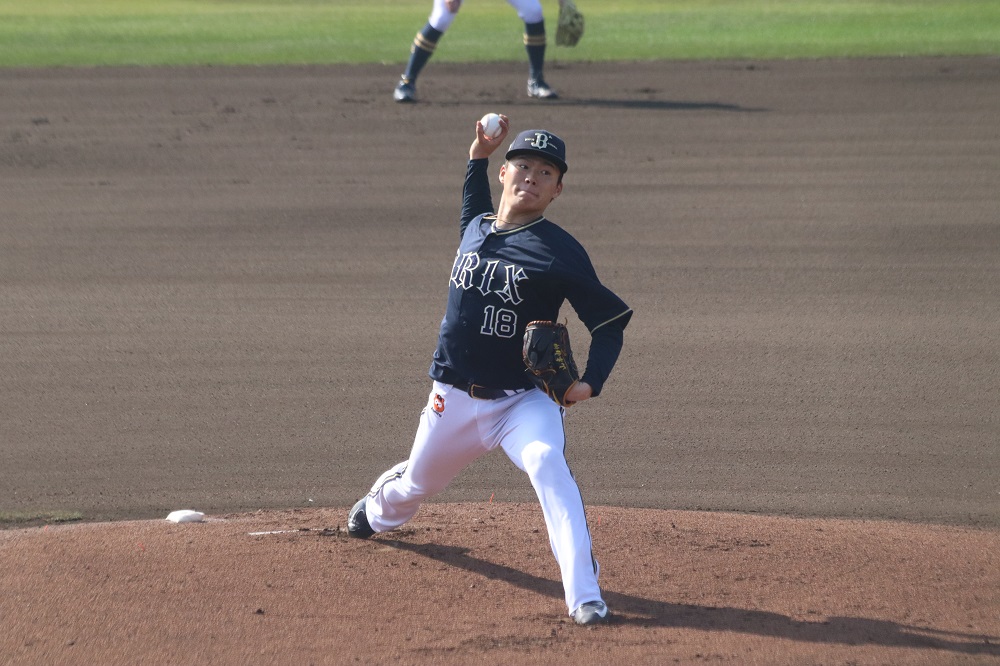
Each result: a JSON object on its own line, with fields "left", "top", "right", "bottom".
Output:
{"left": 571, "top": 600, "right": 609, "bottom": 626}
{"left": 393, "top": 78, "right": 417, "bottom": 103}
{"left": 347, "top": 496, "right": 375, "bottom": 538}
{"left": 527, "top": 77, "right": 558, "bottom": 100}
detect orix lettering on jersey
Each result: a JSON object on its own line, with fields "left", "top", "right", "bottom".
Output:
{"left": 450, "top": 251, "right": 526, "bottom": 305}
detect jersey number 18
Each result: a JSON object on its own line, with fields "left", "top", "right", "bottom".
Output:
{"left": 481, "top": 305, "right": 518, "bottom": 338}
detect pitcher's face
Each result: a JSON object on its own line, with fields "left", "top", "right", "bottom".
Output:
{"left": 499, "top": 155, "right": 563, "bottom": 217}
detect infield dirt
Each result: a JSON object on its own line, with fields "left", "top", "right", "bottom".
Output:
{"left": 2, "top": 58, "right": 998, "bottom": 664}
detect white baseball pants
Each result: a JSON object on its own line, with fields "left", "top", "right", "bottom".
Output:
{"left": 429, "top": 0, "right": 545, "bottom": 32}
{"left": 362, "top": 380, "right": 602, "bottom": 615}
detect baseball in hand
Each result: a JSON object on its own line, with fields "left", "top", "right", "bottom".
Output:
{"left": 480, "top": 113, "right": 503, "bottom": 139}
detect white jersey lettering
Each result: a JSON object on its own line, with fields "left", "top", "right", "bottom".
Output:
{"left": 451, "top": 251, "right": 480, "bottom": 290}
{"left": 497, "top": 264, "right": 526, "bottom": 305}
{"left": 477, "top": 259, "right": 501, "bottom": 296}
{"left": 453, "top": 251, "right": 526, "bottom": 305}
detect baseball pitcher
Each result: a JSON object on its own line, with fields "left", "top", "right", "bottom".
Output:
{"left": 348, "top": 114, "right": 632, "bottom": 626}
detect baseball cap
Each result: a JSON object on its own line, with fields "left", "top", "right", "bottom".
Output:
{"left": 505, "top": 129, "right": 568, "bottom": 174}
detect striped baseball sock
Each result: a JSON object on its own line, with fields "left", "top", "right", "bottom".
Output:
{"left": 402, "top": 23, "right": 443, "bottom": 84}
{"left": 523, "top": 20, "right": 547, "bottom": 80}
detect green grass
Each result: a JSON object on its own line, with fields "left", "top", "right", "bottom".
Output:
{"left": 0, "top": 0, "right": 998, "bottom": 67}
{"left": 0, "top": 510, "right": 84, "bottom": 529}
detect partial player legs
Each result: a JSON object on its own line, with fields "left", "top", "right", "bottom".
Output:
{"left": 394, "top": 23, "right": 445, "bottom": 103}
{"left": 393, "top": 0, "right": 457, "bottom": 103}
{"left": 394, "top": 0, "right": 556, "bottom": 102}
{"left": 508, "top": 0, "right": 557, "bottom": 99}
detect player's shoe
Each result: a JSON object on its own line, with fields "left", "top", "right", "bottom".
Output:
{"left": 393, "top": 78, "right": 417, "bottom": 103}
{"left": 571, "top": 600, "right": 609, "bottom": 626}
{"left": 347, "top": 496, "right": 375, "bottom": 538}
{"left": 527, "top": 77, "right": 558, "bottom": 100}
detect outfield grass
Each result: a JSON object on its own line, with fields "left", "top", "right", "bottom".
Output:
{"left": 1, "top": 0, "right": 998, "bottom": 68}
{"left": 0, "top": 510, "right": 83, "bottom": 529}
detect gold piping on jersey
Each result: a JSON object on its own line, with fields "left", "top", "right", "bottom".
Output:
{"left": 590, "top": 309, "right": 634, "bottom": 334}
{"left": 487, "top": 214, "right": 546, "bottom": 235}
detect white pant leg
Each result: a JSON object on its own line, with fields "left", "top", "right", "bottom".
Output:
{"left": 365, "top": 382, "right": 491, "bottom": 532}
{"left": 430, "top": 0, "right": 541, "bottom": 31}
{"left": 428, "top": 0, "right": 459, "bottom": 32}
{"left": 505, "top": 0, "right": 544, "bottom": 24}
{"left": 499, "top": 390, "right": 602, "bottom": 614}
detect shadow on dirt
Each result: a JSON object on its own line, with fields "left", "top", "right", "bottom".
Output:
{"left": 380, "top": 538, "right": 999, "bottom": 657}
{"left": 555, "top": 98, "right": 766, "bottom": 112}
{"left": 439, "top": 98, "right": 764, "bottom": 112}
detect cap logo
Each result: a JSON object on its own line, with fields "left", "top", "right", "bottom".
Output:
{"left": 527, "top": 132, "right": 553, "bottom": 151}
{"left": 506, "top": 128, "right": 567, "bottom": 173}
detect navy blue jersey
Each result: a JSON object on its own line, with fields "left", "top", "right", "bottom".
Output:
{"left": 429, "top": 158, "right": 632, "bottom": 395}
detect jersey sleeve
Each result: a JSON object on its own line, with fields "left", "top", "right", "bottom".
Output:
{"left": 557, "top": 236, "right": 633, "bottom": 397}
{"left": 460, "top": 158, "right": 494, "bottom": 238}
{"left": 579, "top": 311, "right": 631, "bottom": 396}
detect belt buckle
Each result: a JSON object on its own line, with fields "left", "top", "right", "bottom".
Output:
{"left": 468, "top": 383, "right": 489, "bottom": 399}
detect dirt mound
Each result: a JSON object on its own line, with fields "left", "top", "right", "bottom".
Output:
{"left": 2, "top": 504, "right": 997, "bottom": 664}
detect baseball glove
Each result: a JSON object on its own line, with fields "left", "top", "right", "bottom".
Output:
{"left": 556, "top": 0, "right": 585, "bottom": 47}
{"left": 523, "top": 320, "right": 580, "bottom": 406}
